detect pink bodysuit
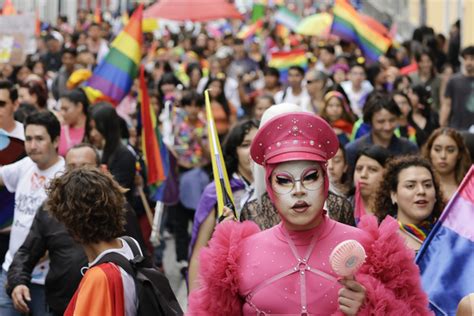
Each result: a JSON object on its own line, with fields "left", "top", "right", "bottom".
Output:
{"left": 238, "top": 216, "right": 365, "bottom": 315}
{"left": 187, "top": 215, "right": 433, "bottom": 316}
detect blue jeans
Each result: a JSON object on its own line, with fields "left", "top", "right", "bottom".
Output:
{"left": 0, "top": 269, "right": 52, "bottom": 316}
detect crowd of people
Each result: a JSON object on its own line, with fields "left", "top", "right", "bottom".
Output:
{"left": 0, "top": 2, "right": 473, "bottom": 315}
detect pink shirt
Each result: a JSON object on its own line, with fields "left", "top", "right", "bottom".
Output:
{"left": 58, "top": 125, "right": 85, "bottom": 157}
{"left": 238, "top": 216, "right": 366, "bottom": 315}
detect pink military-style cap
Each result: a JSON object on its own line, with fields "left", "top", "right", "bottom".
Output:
{"left": 250, "top": 111, "right": 339, "bottom": 166}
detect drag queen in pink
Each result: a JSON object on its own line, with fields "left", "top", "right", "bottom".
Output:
{"left": 188, "top": 111, "right": 432, "bottom": 315}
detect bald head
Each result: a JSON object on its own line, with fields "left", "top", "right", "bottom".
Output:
{"left": 65, "top": 146, "right": 99, "bottom": 170}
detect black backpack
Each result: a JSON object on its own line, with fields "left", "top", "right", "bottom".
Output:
{"left": 95, "top": 236, "right": 183, "bottom": 316}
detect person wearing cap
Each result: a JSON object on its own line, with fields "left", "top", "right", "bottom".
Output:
{"left": 188, "top": 111, "right": 431, "bottom": 315}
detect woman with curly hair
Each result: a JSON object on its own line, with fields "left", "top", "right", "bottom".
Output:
{"left": 374, "top": 155, "right": 445, "bottom": 253}
{"left": 422, "top": 127, "right": 472, "bottom": 202}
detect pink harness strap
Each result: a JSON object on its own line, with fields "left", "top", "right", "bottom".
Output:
{"left": 245, "top": 228, "right": 337, "bottom": 315}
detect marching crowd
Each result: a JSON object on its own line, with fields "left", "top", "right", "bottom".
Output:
{"left": 0, "top": 2, "right": 473, "bottom": 315}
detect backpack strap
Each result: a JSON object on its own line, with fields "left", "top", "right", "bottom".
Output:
{"left": 94, "top": 252, "right": 135, "bottom": 276}
{"left": 120, "top": 236, "right": 143, "bottom": 257}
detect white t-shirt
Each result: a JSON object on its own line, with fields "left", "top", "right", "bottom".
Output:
{"left": 340, "top": 80, "right": 373, "bottom": 118}
{"left": 274, "top": 87, "right": 312, "bottom": 112}
{"left": 0, "top": 156, "right": 65, "bottom": 284}
{"left": 89, "top": 238, "right": 140, "bottom": 316}
{"left": 2, "top": 121, "right": 24, "bottom": 141}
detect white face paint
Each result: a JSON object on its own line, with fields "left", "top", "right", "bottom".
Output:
{"left": 270, "top": 160, "right": 326, "bottom": 231}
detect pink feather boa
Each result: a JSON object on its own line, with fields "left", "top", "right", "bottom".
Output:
{"left": 187, "top": 221, "right": 260, "bottom": 315}
{"left": 188, "top": 216, "right": 433, "bottom": 315}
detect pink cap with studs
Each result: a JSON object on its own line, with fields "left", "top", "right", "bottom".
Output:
{"left": 251, "top": 112, "right": 339, "bottom": 165}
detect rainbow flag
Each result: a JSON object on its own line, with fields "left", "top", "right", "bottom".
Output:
{"left": 138, "top": 65, "right": 167, "bottom": 189}
{"left": 84, "top": 5, "right": 143, "bottom": 105}
{"left": 268, "top": 49, "right": 307, "bottom": 82}
{"left": 330, "top": 0, "right": 391, "bottom": 62}
{"left": 237, "top": 20, "right": 264, "bottom": 39}
{"left": 416, "top": 166, "right": 474, "bottom": 315}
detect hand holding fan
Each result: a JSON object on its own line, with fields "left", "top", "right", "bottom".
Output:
{"left": 329, "top": 240, "right": 366, "bottom": 278}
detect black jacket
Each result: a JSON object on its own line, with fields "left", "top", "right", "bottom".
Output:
{"left": 7, "top": 203, "right": 148, "bottom": 315}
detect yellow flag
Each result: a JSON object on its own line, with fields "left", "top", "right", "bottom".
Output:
{"left": 204, "top": 90, "right": 235, "bottom": 219}
{"left": 143, "top": 18, "right": 159, "bottom": 32}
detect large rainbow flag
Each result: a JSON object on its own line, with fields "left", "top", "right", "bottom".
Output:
{"left": 416, "top": 166, "right": 474, "bottom": 315}
{"left": 84, "top": 5, "right": 143, "bottom": 105}
{"left": 268, "top": 49, "right": 308, "bottom": 82}
{"left": 138, "top": 65, "right": 167, "bottom": 192}
{"left": 331, "top": 0, "right": 391, "bottom": 62}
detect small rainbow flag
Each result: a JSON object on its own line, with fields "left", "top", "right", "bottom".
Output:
{"left": 268, "top": 49, "right": 308, "bottom": 82}
{"left": 331, "top": 0, "right": 391, "bottom": 62}
{"left": 237, "top": 20, "right": 264, "bottom": 39}
{"left": 84, "top": 5, "right": 143, "bottom": 105}
{"left": 138, "top": 65, "right": 167, "bottom": 190}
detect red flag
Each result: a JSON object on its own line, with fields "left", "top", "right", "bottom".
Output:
{"left": 35, "top": 10, "right": 41, "bottom": 37}
{"left": 94, "top": 5, "right": 102, "bottom": 23}
{"left": 354, "top": 181, "right": 367, "bottom": 224}
{"left": 2, "top": 0, "right": 16, "bottom": 15}
{"left": 139, "top": 65, "right": 166, "bottom": 185}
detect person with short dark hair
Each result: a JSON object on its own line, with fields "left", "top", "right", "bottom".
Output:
{"left": 315, "top": 45, "right": 336, "bottom": 75}
{"left": 51, "top": 47, "right": 78, "bottom": 100}
{"left": 440, "top": 45, "right": 474, "bottom": 130}
{"left": 0, "top": 80, "right": 22, "bottom": 140}
{"left": 341, "top": 63, "right": 373, "bottom": 117}
{"left": 0, "top": 111, "right": 65, "bottom": 315}
{"left": 86, "top": 22, "right": 109, "bottom": 64}
{"left": 345, "top": 93, "right": 418, "bottom": 169}
{"left": 274, "top": 66, "right": 311, "bottom": 110}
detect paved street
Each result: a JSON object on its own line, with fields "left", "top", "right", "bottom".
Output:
{"left": 163, "top": 234, "right": 188, "bottom": 313}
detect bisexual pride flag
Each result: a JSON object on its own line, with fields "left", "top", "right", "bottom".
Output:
{"left": 416, "top": 166, "right": 474, "bottom": 315}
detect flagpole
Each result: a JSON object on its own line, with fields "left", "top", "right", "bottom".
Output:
{"left": 204, "top": 90, "right": 236, "bottom": 221}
